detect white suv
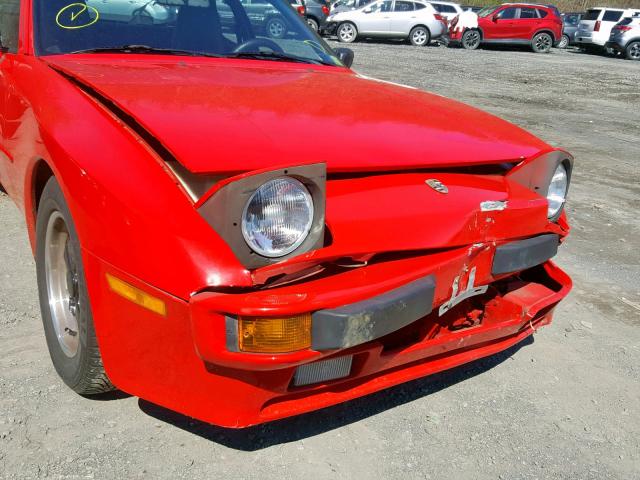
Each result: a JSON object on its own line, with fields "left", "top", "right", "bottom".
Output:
{"left": 575, "top": 7, "right": 640, "bottom": 50}
{"left": 325, "top": 0, "right": 447, "bottom": 46}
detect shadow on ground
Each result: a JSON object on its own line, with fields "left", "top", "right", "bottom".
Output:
{"left": 138, "top": 336, "right": 534, "bottom": 451}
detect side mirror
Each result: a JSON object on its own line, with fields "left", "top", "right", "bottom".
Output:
{"left": 492, "top": 14, "right": 499, "bottom": 22}
{"left": 334, "top": 47, "right": 354, "bottom": 68}
{"left": 363, "top": 7, "right": 372, "bottom": 13}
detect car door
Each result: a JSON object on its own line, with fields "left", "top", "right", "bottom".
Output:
{"left": 357, "top": 0, "right": 392, "bottom": 34}
{"left": 513, "top": 7, "right": 540, "bottom": 39}
{"left": 389, "top": 0, "right": 415, "bottom": 34}
{"left": 0, "top": 0, "right": 21, "bottom": 195}
{"left": 482, "top": 6, "right": 517, "bottom": 40}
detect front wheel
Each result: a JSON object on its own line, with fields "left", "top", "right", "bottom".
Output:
{"left": 337, "top": 22, "right": 357, "bottom": 43}
{"left": 557, "top": 34, "right": 570, "bottom": 49}
{"left": 266, "top": 17, "right": 287, "bottom": 39}
{"left": 532, "top": 32, "right": 553, "bottom": 53}
{"left": 461, "top": 29, "right": 481, "bottom": 50}
{"left": 36, "top": 177, "right": 113, "bottom": 395}
{"left": 409, "top": 26, "right": 430, "bottom": 46}
{"left": 306, "top": 17, "right": 319, "bottom": 32}
{"left": 625, "top": 41, "right": 640, "bottom": 60}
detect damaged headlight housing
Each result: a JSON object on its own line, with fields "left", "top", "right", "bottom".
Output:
{"left": 547, "top": 163, "right": 568, "bottom": 219}
{"left": 242, "top": 178, "right": 314, "bottom": 257}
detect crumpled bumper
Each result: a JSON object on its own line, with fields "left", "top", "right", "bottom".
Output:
{"left": 88, "top": 232, "right": 570, "bottom": 427}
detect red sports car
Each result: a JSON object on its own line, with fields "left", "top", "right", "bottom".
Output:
{"left": 0, "top": 0, "right": 572, "bottom": 428}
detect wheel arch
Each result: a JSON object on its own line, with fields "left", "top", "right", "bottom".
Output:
{"left": 533, "top": 29, "right": 556, "bottom": 41}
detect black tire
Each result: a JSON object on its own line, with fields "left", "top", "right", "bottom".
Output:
{"left": 532, "top": 32, "right": 553, "bottom": 53}
{"left": 625, "top": 41, "right": 640, "bottom": 60}
{"left": 36, "top": 177, "right": 113, "bottom": 395}
{"left": 337, "top": 22, "right": 357, "bottom": 43}
{"left": 409, "top": 26, "right": 431, "bottom": 46}
{"left": 306, "top": 17, "right": 319, "bottom": 32}
{"left": 461, "top": 29, "right": 481, "bottom": 50}
{"left": 558, "top": 34, "right": 570, "bottom": 49}
{"left": 265, "top": 17, "right": 287, "bottom": 39}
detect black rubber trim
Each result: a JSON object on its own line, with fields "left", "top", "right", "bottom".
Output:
{"left": 311, "top": 276, "right": 435, "bottom": 351}
{"left": 492, "top": 234, "right": 559, "bottom": 275}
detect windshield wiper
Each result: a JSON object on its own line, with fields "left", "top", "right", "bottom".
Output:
{"left": 70, "top": 45, "right": 224, "bottom": 58}
{"left": 224, "top": 51, "right": 333, "bottom": 66}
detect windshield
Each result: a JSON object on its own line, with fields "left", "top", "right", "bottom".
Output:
{"left": 33, "top": 0, "right": 341, "bottom": 65}
{"left": 477, "top": 5, "right": 499, "bottom": 17}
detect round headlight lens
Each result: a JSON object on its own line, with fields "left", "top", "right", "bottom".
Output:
{"left": 241, "top": 177, "right": 314, "bottom": 258}
{"left": 547, "top": 163, "right": 568, "bottom": 219}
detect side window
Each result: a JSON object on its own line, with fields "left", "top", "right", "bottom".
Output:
{"left": 394, "top": 1, "right": 414, "bottom": 12}
{"left": 538, "top": 9, "right": 548, "bottom": 18}
{"left": 381, "top": 1, "right": 393, "bottom": 12}
{"left": 0, "top": 0, "right": 20, "bottom": 53}
{"left": 498, "top": 7, "right": 517, "bottom": 19}
{"left": 602, "top": 10, "right": 623, "bottom": 22}
{"left": 519, "top": 8, "right": 538, "bottom": 19}
{"left": 432, "top": 4, "right": 443, "bottom": 12}
{"left": 414, "top": 2, "right": 426, "bottom": 9}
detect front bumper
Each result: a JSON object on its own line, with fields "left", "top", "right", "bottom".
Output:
{"left": 321, "top": 21, "right": 338, "bottom": 36}
{"left": 87, "top": 233, "right": 570, "bottom": 428}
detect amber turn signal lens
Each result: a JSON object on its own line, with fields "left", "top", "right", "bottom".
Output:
{"left": 106, "top": 274, "right": 167, "bottom": 316}
{"left": 238, "top": 314, "right": 312, "bottom": 353}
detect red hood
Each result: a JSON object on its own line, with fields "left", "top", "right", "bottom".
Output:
{"left": 45, "top": 55, "right": 548, "bottom": 174}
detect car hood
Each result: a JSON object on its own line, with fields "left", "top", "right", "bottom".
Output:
{"left": 45, "top": 55, "right": 548, "bottom": 174}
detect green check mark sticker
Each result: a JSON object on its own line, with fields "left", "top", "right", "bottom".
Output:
{"left": 56, "top": 3, "right": 100, "bottom": 30}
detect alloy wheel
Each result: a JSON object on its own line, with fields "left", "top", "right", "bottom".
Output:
{"left": 412, "top": 29, "right": 427, "bottom": 46}
{"left": 44, "top": 211, "right": 80, "bottom": 357}
{"left": 462, "top": 30, "right": 480, "bottom": 49}
{"left": 534, "top": 33, "right": 552, "bottom": 52}
{"left": 338, "top": 23, "right": 356, "bottom": 43}
{"left": 627, "top": 42, "right": 640, "bottom": 60}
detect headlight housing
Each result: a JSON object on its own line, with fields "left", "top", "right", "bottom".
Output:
{"left": 547, "top": 163, "right": 568, "bottom": 219}
{"left": 242, "top": 177, "right": 314, "bottom": 258}
{"left": 197, "top": 163, "right": 326, "bottom": 269}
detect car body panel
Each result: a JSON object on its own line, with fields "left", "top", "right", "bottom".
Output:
{"left": 0, "top": 0, "right": 573, "bottom": 427}
{"left": 44, "top": 55, "right": 546, "bottom": 175}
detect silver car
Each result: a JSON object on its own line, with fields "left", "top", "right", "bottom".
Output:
{"left": 605, "top": 14, "right": 640, "bottom": 60}
{"left": 324, "top": 0, "right": 446, "bottom": 46}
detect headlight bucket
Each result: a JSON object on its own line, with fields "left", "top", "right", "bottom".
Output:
{"left": 198, "top": 163, "right": 326, "bottom": 269}
{"left": 508, "top": 150, "right": 573, "bottom": 222}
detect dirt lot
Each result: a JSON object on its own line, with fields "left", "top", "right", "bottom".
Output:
{"left": 1, "top": 44, "right": 639, "bottom": 479}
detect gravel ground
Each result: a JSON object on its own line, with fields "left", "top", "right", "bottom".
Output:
{"left": 1, "top": 44, "right": 639, "bottom": 479}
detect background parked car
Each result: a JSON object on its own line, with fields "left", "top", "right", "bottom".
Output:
{"left": 605, "top": 14, "right": 640, "bottom": 60}
{"left": 575, "top": 7, "right": 640, "bottom": 52}
{"left": 559, "top": 11, "right": 582, "bottom": 48}
{"left": 427, "top": 1, "right": 463, "bottom": 22}
{"left": 305, "top": 0, "right": 331, "bottom": 31}
{"left": 449, "top": 3, "right": 563, "bottom": 53}
{"left": 324, "top": 0, "right": 447, "bottom": 46}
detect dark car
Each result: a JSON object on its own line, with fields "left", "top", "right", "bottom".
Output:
{"left": 305, "top": 0, "right": 331, "bottom": 31}
{"left": 559, "top": 12, "right": 583, "bottom": 48}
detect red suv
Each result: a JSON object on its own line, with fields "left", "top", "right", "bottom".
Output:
{"left": 450, "top": 3, "right": 563, "bottom": 53}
